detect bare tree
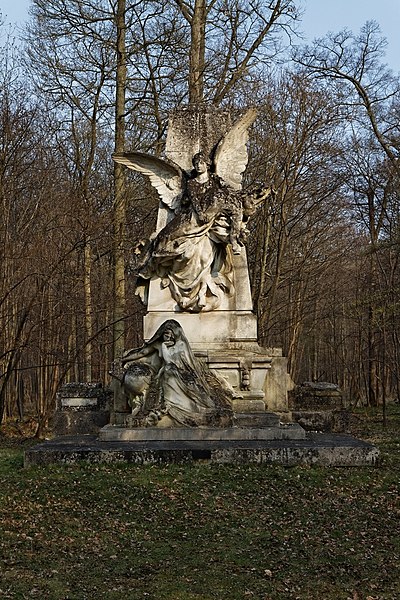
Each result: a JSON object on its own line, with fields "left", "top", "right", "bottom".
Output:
{"left": 246, "top": 73, "right": 348, "bottom": 376}
{"left": 174, "top": 0, "right": 300, "bottom": 105}
{"left": 294, "top": 21, "right": 400, "bottom": 174}
{"left": 290, "top": 21, "right": 400, "bottom": 408}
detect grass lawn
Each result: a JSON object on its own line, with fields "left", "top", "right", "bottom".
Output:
{"left": 0, "top": 406, "right": 399, "bottom": 600}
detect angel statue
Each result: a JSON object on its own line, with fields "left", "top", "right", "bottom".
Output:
{"left": 113, "top": 108, "right": 271, "bottom": 313}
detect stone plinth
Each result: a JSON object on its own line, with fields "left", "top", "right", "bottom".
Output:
{"left": 52, "top": 383, "right": 111, "bottom": 436}
{"left": 99, "top": 422, "right": 305, "bottom": 442}
{"left": 231, "top": 393, "right": 266, "bottom": 413}
{"left": 24, "top": 433, "right": 380, "bottom": 467}
{"left": 289, "top": 382, "right": 343, "bottom": 410}
{"left": 289, "top": 382, "right": 353, "bottom": 432}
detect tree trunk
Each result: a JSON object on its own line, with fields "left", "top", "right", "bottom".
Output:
{"left": 84, "top": 238, "right": 93, "bottom": 381}
{"left": 113, "top": 0, "right": 127, "bottom": 359}
{"left": 189, "top": 0, "right": 206, "bottom": 104}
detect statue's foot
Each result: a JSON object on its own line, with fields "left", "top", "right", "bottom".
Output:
{"left": 161, "top": 278, "right": 169, "bottom": 289}
{"left": 157, "top": 414, "right": 180, "bottom": 428}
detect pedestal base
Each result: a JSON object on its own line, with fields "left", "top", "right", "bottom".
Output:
{"left": 24, "top": 433, "right": 380, "bottom": 467}
{"left": 99, "top": 422, "right": 306, "bottom": 442}
{"left": 231, "top": 392, "right": 266, "bottom": 413}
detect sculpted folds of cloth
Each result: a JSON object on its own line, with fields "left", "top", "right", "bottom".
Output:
{"left": 113, "top": 108, "right": 272, "bottom": 313}
{"left": 120, "top": 320, "right": 232, "bottom": 427}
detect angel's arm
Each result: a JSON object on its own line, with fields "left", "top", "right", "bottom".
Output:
{"left": 121, "top": 343, "right": 155, "bottom": 364}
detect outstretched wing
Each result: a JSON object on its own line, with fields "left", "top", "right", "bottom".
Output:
{"left": 112, "top": 152, "right": 184, "bottom": 211}
{"left": 213, "top": 108, "right": 257, "bottom": 190}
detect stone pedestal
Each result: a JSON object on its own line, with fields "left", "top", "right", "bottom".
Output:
{"left": 52, "top": 383, "right": 111, "bottom": 436}
{"left": 113, "top": 105, "right": 290, "bottom": 422}
{"left": 160, "top": 109, "right": 285, "bottom": 413}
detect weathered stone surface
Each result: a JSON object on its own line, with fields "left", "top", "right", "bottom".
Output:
{"left": 165, "top": 105, "right": 232, "bottom": 172}
{"left": 53, "top": 383, "right": 112, "bottom": 436}
{"left": 292, "top": 410, "right": 333, "bottom": 432}
{"left": 292, "top": 409, "right": 361, "bottom": 433}
{"left": 231, "top": 397, "right": 266, "bottom": 413}
{"left": 233, "top": 412, "right": 280, "bottom": 427}
{"left": 57, "top": 382, "right": 103, "bottom": 397}
{"left": 289, "top": 382, "right": 343, "bottom": 410}
{"left": 24, "top": 433, "right": 379, "bottom": 467}
{"left": 56, "top": 383, "right": 111, "bottom": 411}
{"left": 264, "top": 355, "right": 290, "bottom": 413}
{"left": 98, "top": 422, "right": 305, "bottom": 442}
{"left": 51, "top": 411, "right": 110, "bottom": 436}
{"left": 144, "top": 305, "right": 258, "bottom": 347}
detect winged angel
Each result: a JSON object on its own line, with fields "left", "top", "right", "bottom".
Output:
{"left": 113, "top": 109, "right": 268, "bottom": 313}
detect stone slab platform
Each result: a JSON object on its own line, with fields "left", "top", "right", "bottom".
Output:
{"left": 99, "top": 423, "right": 305, "bottom": 442}
{"left": 24, "top": 433, "right": 379, "bottom": 467}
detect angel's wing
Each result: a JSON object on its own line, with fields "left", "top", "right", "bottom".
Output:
{"left": 213, "top": 108, "right": 257, "bottom": 190}
{"left": 112, "top": 152, "right": 184, "bottom": 211}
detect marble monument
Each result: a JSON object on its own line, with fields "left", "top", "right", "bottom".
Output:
{"left": 110, "top": 105, "right": 290, "bottom": 428}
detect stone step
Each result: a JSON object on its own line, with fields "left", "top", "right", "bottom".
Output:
{"left": 24, "top": 433, "right": 379, "bottom": 467}
{"left": 233, "top": 412, "right": 280, "bottom": 428}
{"left": 98, "top": 423, "right": 306, "bottom": 442}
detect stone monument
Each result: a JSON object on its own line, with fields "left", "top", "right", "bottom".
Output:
{"left": 108, "top": 104, "right": 291, "bottom": 431}
{"left": 26, "top": 105, "right": 379, "bottom": 466}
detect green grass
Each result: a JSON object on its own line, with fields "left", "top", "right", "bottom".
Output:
{"left": 0, "top": 406, "right": 399, "bottom": 600}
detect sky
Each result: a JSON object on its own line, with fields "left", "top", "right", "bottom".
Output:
{"left": 1, "top": 0, "right": 400, "bottom": 73}
{"left": 300, "top": 0, "right": 400, "bottom": 73}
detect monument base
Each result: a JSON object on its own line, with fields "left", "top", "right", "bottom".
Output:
{"left": 98, "top": 422, "right": 306, "bottom": 442}
{"left": 24, "top": 433, "right": 380, "bottom": 467}
{"left": 231, "top": 393, "right": 266, "bottom": 413}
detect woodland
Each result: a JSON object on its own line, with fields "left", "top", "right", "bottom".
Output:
{"left": 1, "top": 0, "right": 400, "bottom": 432}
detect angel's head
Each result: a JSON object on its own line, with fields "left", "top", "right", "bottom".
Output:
{"left": 192, "top": 151, "right": 210, "bottom": 176}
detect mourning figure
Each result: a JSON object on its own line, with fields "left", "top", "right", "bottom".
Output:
{"left": 120, "top": 320, "right": 232, "bottom": 427}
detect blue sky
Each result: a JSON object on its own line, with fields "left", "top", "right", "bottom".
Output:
{"left": 1, "top": 0, "right": 400, "bottom": 72}
{"left": 301, "top": 0, "right": 400, "bottom": 73}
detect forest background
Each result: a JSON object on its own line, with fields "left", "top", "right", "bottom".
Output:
{"left": 1, "top": 0, "right": 400, "bottom": 434}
